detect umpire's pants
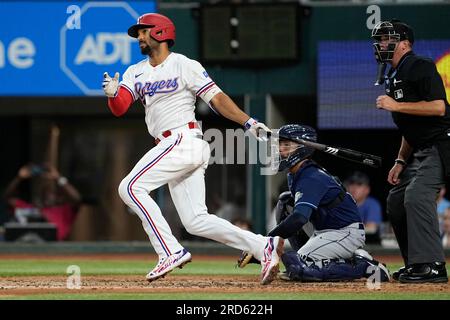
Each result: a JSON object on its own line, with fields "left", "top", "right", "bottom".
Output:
{"left": 387, "top": 145, "right": 446, "bottom": 265}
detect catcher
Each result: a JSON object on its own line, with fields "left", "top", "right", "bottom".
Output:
{"left": 238, "top": 124, "right": 390, "bottom": 282}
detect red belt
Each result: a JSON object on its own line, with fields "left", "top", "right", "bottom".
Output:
{"left": 155, "top": 122, "right": 200, "bottom": 145}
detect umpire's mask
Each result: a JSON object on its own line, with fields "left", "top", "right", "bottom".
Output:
{"left": 372, "top": 20, "right": 414, "bottom": 63}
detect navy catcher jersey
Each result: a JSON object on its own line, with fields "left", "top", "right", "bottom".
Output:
{"left": 288, "top": 161, "right": 362, "bottom": 230}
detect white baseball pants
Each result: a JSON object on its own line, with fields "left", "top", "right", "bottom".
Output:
{"left": 118, "top": 127, "right": 267, "bottom": 260}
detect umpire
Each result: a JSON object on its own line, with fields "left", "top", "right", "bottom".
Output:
{"left": 372, "top": 19, "right": 449, "bottom": 283}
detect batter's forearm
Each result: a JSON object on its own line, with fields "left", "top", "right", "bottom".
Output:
{"left": 209, "top": 92, "right": 251, "bottom": 126}
{"left": 107, "top": 87, "right": 133, "bottom": 117}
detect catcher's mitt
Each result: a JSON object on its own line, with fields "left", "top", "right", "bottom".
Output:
{"left": 236, "top": 250, "right": 260, "bottom": 268}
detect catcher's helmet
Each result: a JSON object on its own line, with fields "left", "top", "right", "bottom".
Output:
{"left": 277, "top": 124, "right": 317, "bottom": 172}
{"left": 371, "top": 19, "right": 414, "bottom": 62}
{"left": 128, "top": 13, "right": 176, "bottom": 47}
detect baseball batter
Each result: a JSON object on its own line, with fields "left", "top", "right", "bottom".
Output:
{"left": 101, "top": 13, "right": 283, "bottom": 285}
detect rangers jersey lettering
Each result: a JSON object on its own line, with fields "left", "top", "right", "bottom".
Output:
{"left": 120, "top": 53, "right": 222, "bottom": 138}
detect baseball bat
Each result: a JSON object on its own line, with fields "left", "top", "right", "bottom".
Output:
{"left": 374, "top": 62, "right": 387, "bottom": 86}
{"left": 298, "top": 139, "right": 382, "bottom": 168}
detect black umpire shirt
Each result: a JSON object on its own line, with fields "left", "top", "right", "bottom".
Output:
{"left": 385, "top": 51, "right": 450, "bottom": 149}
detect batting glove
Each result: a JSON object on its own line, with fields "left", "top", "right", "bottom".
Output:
{"left": 103, "top": 72, "right": 120, "bottom": 98}
{"left": 244, "top": 117, "right": 272, "bottom": 141}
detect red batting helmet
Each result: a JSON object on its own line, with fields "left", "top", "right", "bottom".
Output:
{"left": 128, "top": 13, "right": 176, "bottom": 47}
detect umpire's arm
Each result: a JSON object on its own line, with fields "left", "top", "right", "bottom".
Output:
{"left": 376, "top": 96, "right": 446, "bottom": 116}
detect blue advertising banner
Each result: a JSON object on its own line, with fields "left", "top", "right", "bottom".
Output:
{"left": 318, "top": 40, "right": 450, "bottom": 129}
{"left": 0, "top": 1, "right": 156, "bottom": 96}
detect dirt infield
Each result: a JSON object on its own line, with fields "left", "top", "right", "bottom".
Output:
{"left": 0, "top": 274, "right": 449, "bottom": 296}
{"left": 0, "top": 254, "right": 449, "bottom": 297}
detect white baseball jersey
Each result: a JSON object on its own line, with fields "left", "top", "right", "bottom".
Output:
{"left": 120, "top": 52, "right": 222, "bottom": 138}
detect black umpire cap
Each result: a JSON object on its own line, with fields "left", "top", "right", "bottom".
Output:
{"left": 390, "top": 19, "right": 414, "bottom": 45}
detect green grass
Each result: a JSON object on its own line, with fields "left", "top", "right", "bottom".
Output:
{"left": 0, "top": 259, "right": 261, "bottom": 276}
{"left": 0, "top": 258, "right": 449, "bottom": 300}
{"left": 3, "top": 292, "right": 450, "bottom": 300}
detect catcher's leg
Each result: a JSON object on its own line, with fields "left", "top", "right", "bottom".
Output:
{"left": 281, "top": 251, "right": 368, "bottom": 282}
{"left": 298, "top": 224, "right": 365, "bottom": 262}
{"left": 280, "top": 225, "right": 365, "bottom": 281}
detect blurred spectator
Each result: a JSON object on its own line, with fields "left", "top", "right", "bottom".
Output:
{"left": 437, "top": 187, "right": 450, "bottom": 234}
{"left": 442, "top": 207, "right": 450, "bottom": 248}
{"left": 3, "top": 163, "right": 82, "bottom": 241}
{"left": 231, "top": 217, "right": 253, "bottom": 231}
{"left": 344, "top": 171, "right": 383, "bottom": 244}
{"left": 437, "top": 187, "right": 450, "bottom": 217}
{"left": 214, "top": 191, "right": 246, "bottom": 223}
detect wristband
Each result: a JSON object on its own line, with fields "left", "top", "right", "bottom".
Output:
{"left": 244, "top": 117, "right": 257, "bottom": 130}
{"left": 395, "top": 159, "right": 407, "bottom": 166}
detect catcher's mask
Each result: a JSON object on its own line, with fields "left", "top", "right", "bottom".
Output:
{"left": 128, "top": 13, "right": 176, "bottom": 47}
{"left": 371, "top": 20, "right": 414, "bottom": 63}
{"left": 276, "top": 124, "right": 317, "bottom": 172}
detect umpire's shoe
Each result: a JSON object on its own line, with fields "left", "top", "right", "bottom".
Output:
{"left": 392, "top": 266, "right": 407, "bottom": 281}
{"left": 399, "top": 262, "right": 448, "bottom": 283}
{"left": 353, "top": 249, "right": 391, "bottom": 282}
{"left": 146, "top": 249, "right": 192, "bottom": 282}
{"left": 260, "top": 236, "right": 284, "bottom": 285}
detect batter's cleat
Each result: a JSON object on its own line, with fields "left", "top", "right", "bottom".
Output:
{"left": 260, "top": 236, "right": 284, "bottom": 285}
{"left": 146, "top": 249, "right": 192, "bottom": 282}
{"left": 353, "top": 248, "right": 391, "bottom": 282}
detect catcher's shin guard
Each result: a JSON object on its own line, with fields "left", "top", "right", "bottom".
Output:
{"left": 280, "top": 251, "right": 306, "bottom": 281}
{"left": 353, "top": 249, "right": 391, "bottom": 282}
{"left": 282, "top": 252, "right": 369, "bottom": 282}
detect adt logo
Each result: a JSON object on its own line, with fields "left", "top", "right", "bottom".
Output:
{"left": 61, "top": 2, "right": 142, "bottom": 95}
